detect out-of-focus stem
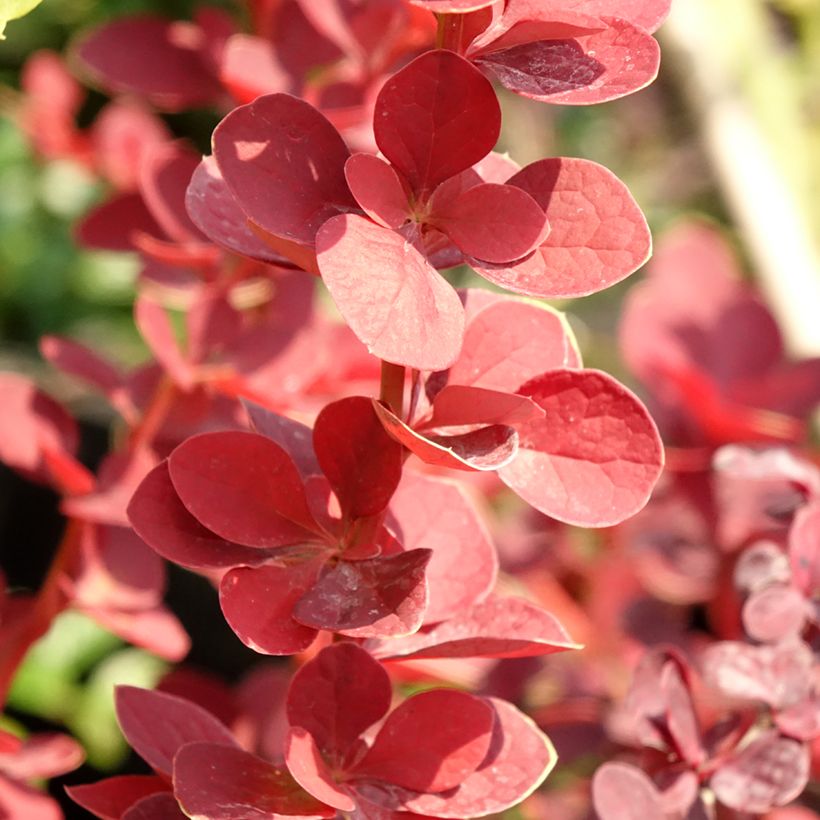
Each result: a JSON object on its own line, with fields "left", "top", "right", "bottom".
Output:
{"left": 661, "top": 0, "right": 820, "bottom": 356}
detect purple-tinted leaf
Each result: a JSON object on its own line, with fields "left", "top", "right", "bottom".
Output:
{"left": 592, "top": 762, "right": 665, "bottom": 820}
{"left": 213, "top": 93, "right": 355, "bottom": 245}
{"left": 317, "top": 215, "right": 464, "bottom": 371}
{"left": 353, "top": 690, "right": 494, "bottom": 793}
{"left": 219, "top": 562, "right": 322, "bottom": 655}
{"left": 115, "top": 686, "right": 237, "bottom": 777}
{"left": 710, "top": 731, "right": 810, "bottom": 814}
{"left": 313, "top": 397, "right": 403, "bottom": 520}
{"left": 369, "top": 596, "right": 579, "bottom": 660}
{"left": 167, "top": 431, "right": 319, "bottom": 548}
{"left": 374, "top": 50, "right": 500, "bottom": 193}
{"left": 293, "top": 550, "right": 431, "bottom": 637}
{"left": 174, "top": 742, "right": 335, "bottom": 818}
{"left": 287, "top": 643, "right": 392, "bottom": 764}
{"left": 499, "top": 369, "right": 664, "bottom": 527}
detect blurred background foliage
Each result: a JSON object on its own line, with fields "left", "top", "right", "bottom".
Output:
{"left": 0, "top": 0, "right": 818, "bottom": 789}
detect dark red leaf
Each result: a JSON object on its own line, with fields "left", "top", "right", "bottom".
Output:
{"left": 76, "top": 16, "right": 222, "bottom": 111}
{"left": 212, "top": 93, "right": 355, "bottom": 245}
{"left": 499, "top": 369, "right": 663, "bottom": 526}
{"left": 374, "top": 50, "right": 500, "bottom": 193}
{"left": 474, "top": 158, "right": 650, "bottom": 297}
{"left": 122, "top": 793, "right": 185, "bottom": 820}
{"left": 369, "top": 596, "right": 579, "bottom": 660}
{"left": 592, "top": 762, "right": 665, "bottom": 820}
{"left": 284, "top": 728, "right": 355, "bottom": 812}
{"left": 449, "top": 297, "right": 581, "bottom": 392}
{"left": 293, "top": 550, "right": 431, "bottom": 637}
{"left": 173, "top": 742, "right": 335, "bottom": 818}
{"left": 287, "top": 642, "right": 392, "bottom": 763}
{"left": 66, "top": 776, "right": 168, "bottom": 820}
{"left": 313, "top": 397, "right": 403, "bottom": 520}
{"left": 388, "top": 471, "right": 497, "bottom": 624}
{"left": 393, "top": 698, "right": 556, "bottom": 817}
{"left": 345, "top": 154, "right": 410, "bottom": 229}
{"left": 219, "top": 562, "right": 322, "bottom": 655}
{"left": 317, "top": 215, "right": 465, "bottom": 371}
{"left": 710, "top": 731, "right": 810, "bottom": 814}
{"left": 431, "top": 182, "right": 548, "bottom": 263}
{"left": 115, "top": 686, "right": 237, "bottom": 777}
{"left": 167, "top": 431, "right": 319, "bottom": 548}
{"left": 75, "top": 192, "right": 161, "bottom": 251}
{"left": 374, "top": 401, "right": 518, "bottom": 472}
{"left": 352, "top": 690, "right": 494, "bottom": 792}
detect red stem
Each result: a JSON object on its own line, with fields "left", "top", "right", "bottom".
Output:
{"left": 379, "top": 361, "right": 406, "bottom": 417}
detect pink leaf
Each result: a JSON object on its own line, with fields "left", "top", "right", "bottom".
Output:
{"left": 394, "top": 698, "right": 556, "bottom": 817}
{"left": 408, "top": 0, "right": 497, "bottom": 10}
{"left": 558, "top": 0, "right": 672, "bottom": 33}
{"left": 287, "top": 643, "right": 392, "bottom": 763}
{"left": 374, "top": 50, "right": 501, "bottom": 193}
{"left": 313, "top": 397, "right": 403, "bottom": 520}
{"left": 134, "top": 297, "right": 194, "bottom": 390}
{"left": 449, "top": 298, "right": 581, "bottom": 392}
{"left": 789, "top": 502, "right": 820, "bottom": 598}
{"left": 426, "top": 385, "right": 545, "bottom": 428}
{"left": 128, "top": 462, "right": 271, "bottom": 570}
{"left": 431, "top": 183, "right": 548, "bottom": 263}
{"left": 40, "top": 336, "right": 123, "bottom": 397}
{"left": 592, "top": 762, "right": 665, "bottom": 820}
{"left": 285, "top": 728, "right": 355, "bottom": 812}
{"left": 499, "top": 369, "right": 663, "bottom": 527}
{"left": 742, "top": 584, "right": 808, "bottom": 644}
{"left": 167, "top": 431, "right": 318, "bottom": 548}
{"left": 345, "top": 154, "right": 410, "bottom": 229}
{"left": 317, "top": 215, "right": 464, "bottom": 371}
{"left": 388, "top": 471, "right": 497, "bottom": 624}
{"left": 352, "top": 690, "right": 494, "bottom": 793}
{"left": 115, "top": 686, "right": 237, "bottom": 777}
{"left": 173, "top": 742, "right": 335, "bottom": 818}
{"left": 219, "top": 562, "right": 322, "bottom": 655}
{"left": 212, "top": 93, "right": 355, "bottom": 245}
{"left": 220, "top": 33, "right": 291, "bottom": 103}
{"left": 67, "top": 776, "right": 168, "bottom": 820}
{"left": 0, "top": 734, "right": 84, "bottom": 780}
{"left": 474, "top": 158, "right": 650, "bottom": 297}
{"left": 710, "top": 731, "right": 810, "bottom": 814}
{"left": 369, "top": 596, "right": 579, "bottom": 660}
{"left": 293, "top": 550, "right": 431, "bottom": 637}
{"left": 374, "top": 400, "right": 518, "bottom": 472}
{"left": 76, "top": 16, "right": 222, "bottom": 111}
{"left": 185, "top": 156, "right": 291, "bottom": 265}
{"left": 776, "top": 697, "right": 820, "bottom": 742}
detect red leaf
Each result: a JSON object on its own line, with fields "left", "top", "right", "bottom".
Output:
{"left": 374, "top": 50, "right": 500, "bottom": 193}
{"left": 394, "top": 698, "right": 556, "bottom": 817}
{"left": 128, "top": 463, "right": 271, "bottom": 570}
{"left": 185, "top": 156, "right": 292, "bottom": 265}
{"left": 426, "top": 385, "right": 545, "bottom": 428}
{"left": 220, "top": 33, "right": 291, "bottom": 104}
{"left": 352, "top": 690, "right": 494, "bottom": 792}
{"left": 287, "top": 643, "right": 392, "bottom": 763}
{"left": 219, "top": 562, "right": 322, "bottom": 655}
{"left": 345, "top": 154, "right": 410, "bottom": 229}
{"left": 710, "top": 731, "right": 810, "bottom": 814}
{"left": 702, "top": 640, "right": 814, "bottom": 711}
{"left": 76, "top": 192, "right": 161, "bottom": 251}
{"left": 369, "top": 596, "right": 579, "bottom": 660}
{"left": 408, "top": 0, "right": 496, "bottom": 10}
{"left": 0, "top": 733, "right": 84, "bottom": 780}
{"left": 742, "top": 584, "right": 808, "bottom": 644}
{"left": 167, "top": 431, "right": 319, "bottom": 548}
{"left": 284, "top": 728, "right": 356, "bottom": 812}
{"left": 293, "top": 550, "right": 431, "bottom": 637}
{"left": 173, "top": 742, "right": 335, "bottom": 818}
{"left": 115, "top": 686, "right": 237, "bottom": 777}
{"left": 76, "top": 16, "right": 222, "bottom": 111}
{"left": 388, "top": 471, "right": 497, "bottom": 624}
{"left": 317, "top": 215, "right": 465, "bottom": 371}
{"left": 450, "top": 297, "right": 581, "bottom": 393}
{"left": 313, "top": 397, "right": 403, "bottom": 520}
{"left": 67, "top": 776, "right": 168, "bottom": 820}
{"left": 499, "top": 369, "right": 663, "bottom": 527}
{"left": 559, "top": 0, "right": 672, "bottom": 33}
{"left": 374, "top": 401, "right": 518, "bottom": 472}
{"left": 39, "top": 336, "right": 124, "bottom": 399}
{"left": 473, "top": 158, "right": 650, "bottom": 297}
{"left": 134, "top": 297, "right": 194, "bottom": 390}
{"left": 431, "top": 183, "right": 548, "bottom": 263}
{"left": 212, "top": 93, "right": 355, "bottom": 245}
{"left": 122, "top": 793, "right": 185, "bottom": 820}
{"left": 592, "top": 762, "right": 665, "bottom": 820}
